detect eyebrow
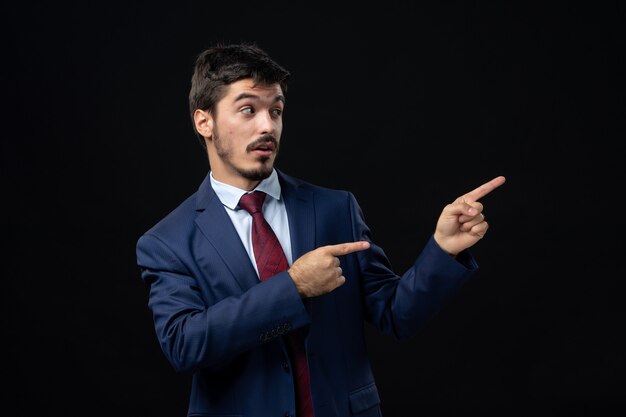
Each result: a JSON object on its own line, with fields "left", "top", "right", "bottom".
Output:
{"left": 233, "top": 92, "right": 285, "bottom": 104}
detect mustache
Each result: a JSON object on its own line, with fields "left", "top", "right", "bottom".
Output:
{"left": 246, "top": 135, "right": 278, "bottom": 152}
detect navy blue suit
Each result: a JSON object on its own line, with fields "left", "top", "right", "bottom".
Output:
{"left": 136, "top": 169, "right": 478, "bottom": 416}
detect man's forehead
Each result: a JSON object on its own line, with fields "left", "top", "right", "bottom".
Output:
{"left": 225, "top": 79, "right": 284, "bottom": 99}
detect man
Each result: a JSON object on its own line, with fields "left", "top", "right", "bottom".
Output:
{"left": 136, "top": 42, "right": 505, "bottom": 417}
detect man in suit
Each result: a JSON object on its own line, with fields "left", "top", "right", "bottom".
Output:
{"left": 136, "top": 42, "right": 505, "bottom": 417}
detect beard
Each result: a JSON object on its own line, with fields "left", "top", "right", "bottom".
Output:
{"left": 213, "top": 127, "right": 278, "bottom": 182}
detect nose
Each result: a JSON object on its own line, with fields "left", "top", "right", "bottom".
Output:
{"left": 257, "top": 110, "right": 277, "bottom": 135}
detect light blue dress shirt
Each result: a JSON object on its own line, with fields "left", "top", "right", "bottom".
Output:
{"left": 210, "top": 169, "right": 294, "bottom": 278}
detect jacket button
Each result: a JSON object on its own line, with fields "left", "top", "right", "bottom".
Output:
{"left": 281, "top": 361, "right": 289, "bottom": 372}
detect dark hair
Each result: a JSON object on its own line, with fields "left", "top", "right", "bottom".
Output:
{"left": 189, "top": 42, "right": 290, "bottom": 149}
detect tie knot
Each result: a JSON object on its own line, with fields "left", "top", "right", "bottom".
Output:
{"left": 238, "top": 191, "right": 267, "bottom": 215}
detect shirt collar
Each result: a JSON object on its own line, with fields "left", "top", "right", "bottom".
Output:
{"left": 210, "top": 169, "right": 282, "bottom": 211}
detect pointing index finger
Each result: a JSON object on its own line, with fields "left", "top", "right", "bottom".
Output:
{"left": 463, "top": 175, "right": 506, "bottom": 202}
{"left": 325, "top": 241, "right": 371, "bottom": 256}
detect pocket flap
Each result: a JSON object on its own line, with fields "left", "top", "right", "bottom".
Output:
{"left": 349, "top": 382, "right": 380, "bottom": 413}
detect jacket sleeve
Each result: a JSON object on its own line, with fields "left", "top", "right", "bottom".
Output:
{"left": 347, "top": 192, "right": 478, "bottom": 339}
{"left": 136, "top": 233, "right": 311, "bottom": 373}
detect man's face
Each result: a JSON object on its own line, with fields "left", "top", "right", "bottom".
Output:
{"left": 206, "top": 78, "right": 284, "bottom": 190}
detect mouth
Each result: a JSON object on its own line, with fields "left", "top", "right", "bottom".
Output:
{"left": 251, "top": 142, "right": 275, "bottom": 152}
{"left": 248, "top": 137, "right": 277, "bottom": 157}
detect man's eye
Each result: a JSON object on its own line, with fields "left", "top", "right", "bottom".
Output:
{"left": 241, "top": 107, "right": 254, "bottom": 114}
{"left": 271, "top": 108, "right": 283, "bottom": 117}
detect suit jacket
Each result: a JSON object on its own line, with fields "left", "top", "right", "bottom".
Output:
{"left": 136, "top": 169, "right": 478, "bottom": 417}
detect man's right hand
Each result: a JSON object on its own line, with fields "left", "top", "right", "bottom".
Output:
{"left": 288, "top": 241, "right": 370, "bottom": 298}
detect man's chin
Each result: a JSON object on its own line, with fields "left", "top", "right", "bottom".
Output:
{"left": 239, "top": 165, "right": 273, "bottom": 182}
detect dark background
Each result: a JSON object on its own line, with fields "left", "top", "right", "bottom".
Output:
{"left": 4, "top": 1, "right": 625, "bottom": 416}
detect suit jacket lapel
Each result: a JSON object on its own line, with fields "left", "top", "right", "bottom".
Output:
{"left": 278, "top": 170, "right": 316, "bottom": 320}
{"left": 193, "top": 174, "right": 260, "bottom": 292}
{"left": 278, "top": 170, "right": 315, "bottom": 260}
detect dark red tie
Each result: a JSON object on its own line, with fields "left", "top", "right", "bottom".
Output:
{"left": 238, "top": 191, "right": 314, "bottom": 417}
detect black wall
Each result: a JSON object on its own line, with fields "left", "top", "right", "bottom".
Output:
{"left": 4, "top": 2, "right": 625, "bottom": 416}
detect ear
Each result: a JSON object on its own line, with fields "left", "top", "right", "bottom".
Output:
{"left": 193, "top": 109, "right": 213, "bottom": 139}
